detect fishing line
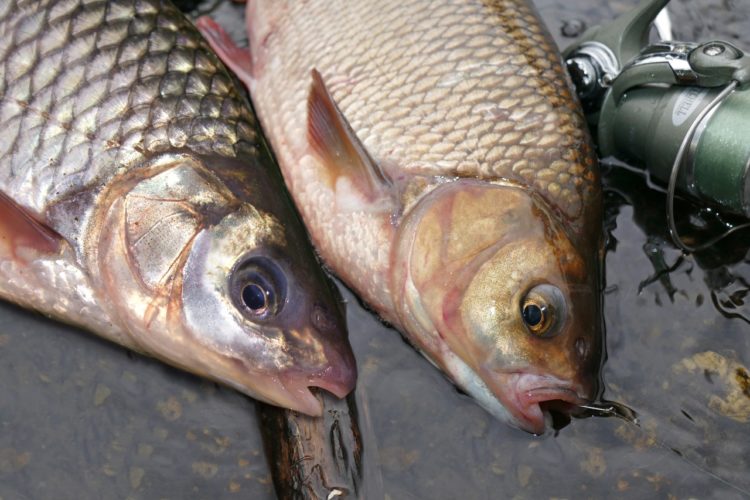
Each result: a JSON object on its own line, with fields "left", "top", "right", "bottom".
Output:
{"left": 581, "top": 402, "right": 750, "bottom": 496}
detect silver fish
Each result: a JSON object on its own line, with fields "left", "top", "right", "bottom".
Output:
{"left": 0, "top": 0, "right": 356, "bottom": 416}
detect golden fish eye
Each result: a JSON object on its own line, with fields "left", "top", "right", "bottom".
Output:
{"left": 522, "top": 301, "right": 548, "bottom": 333}
{"left": 520, "top": 284, "right": 566, "bottom": 337}
{"left": 521, "top": 299, "right": 553, "bottom": 335}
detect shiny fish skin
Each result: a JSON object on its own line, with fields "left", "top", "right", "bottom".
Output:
{"left": 0, "top": 0, "right": 356, "bottom": 415}
{"left": 203, "top": 0, "right": 603, "bottom": 433}
{"left": 249, "top": 0, "right": 597, "bottom": 223}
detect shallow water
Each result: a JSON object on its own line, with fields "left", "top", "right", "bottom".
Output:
{"left": 2, "top": 1, "right": 750, "bottom": 498}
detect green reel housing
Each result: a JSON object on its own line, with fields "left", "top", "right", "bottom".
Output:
{"left": 564, "top": 0, "right": 750, "bottom": 217}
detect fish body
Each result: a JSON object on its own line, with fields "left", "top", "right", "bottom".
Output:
{"left": 0, "top": 0, "right": 356, "bottom": 416}
{"left": 200, "top": 0, "right": 602, "bottom": 433}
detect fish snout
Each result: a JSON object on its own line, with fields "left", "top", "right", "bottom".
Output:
{"left": 306, "top": 356, "right": 357, "bottom": 400}
{"left": 279, "top": 352, "right": 357, "bottom": 416}
{"left": 309, "top": 302, "right": 358, "bottom": 397}
{"left": 485, "top": 370, "right": 591, "bottom": 435}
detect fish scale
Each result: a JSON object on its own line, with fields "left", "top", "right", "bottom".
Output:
{"left": 0, "top": 0, "right": 257, "bottom": 214}
{"left": 250, "top": 0, "right": 597, "bottom": 222}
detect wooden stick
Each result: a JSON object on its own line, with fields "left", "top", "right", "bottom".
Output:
{"left": 258, "top": 389, "right": 364, "bottom": 499}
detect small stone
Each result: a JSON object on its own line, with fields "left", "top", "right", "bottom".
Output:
{"left": 361, "top": 357, "right": 379, "bottom": 377}
{"left": 229, "top": 481, "right": 241, "bottom": 493}
{"left": 94, "top": 384, "right": 111, "bottom": 406}
{"left": 129, "top": 467, "right": 145, "bottom": 489}
{"left": 137, "top": 444, "right": 154, "bottom": 457}
{"left": 517, "top": 464, "right": 532, "bottom": 487}
{"left": 379, "top": 446, "right": 419, "bottom": 470}
{"left": 153, "top": 428, "right": 169, "bottom": 440}
{"left": 192, "top": 461, "right": 219, "bottom": 479}
{"left": 402, "top": 450, "right": 419, "bottom": 467}
{"left": 561, "top": 19, "right": 586, "bottom": 38}
{"left": 181, "top": 389, "right": 198, "bottom": 403}
{"left": 258, "top": 474, "right": 272, "bottom": 485}
{"left": 490, "top": 461, "right": 505, "bottom": 475}
{"left": 213, "top": 435, "right": 231, "bottom": 452}
{"left": 580, "top": 447, "right": 606, "bottom": 477}
{"left": 466, "top": 414, "right": 487, "bottom": 438}
{"left": 157, "top": 396, "right": 182, "bottom": 421}
{"left": 0, "top": 334, "right": 10, "bottom": 346}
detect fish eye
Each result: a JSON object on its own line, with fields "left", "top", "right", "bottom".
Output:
{"left": 522, "top": 302, "right": 545, "bottom": 327}
{"left": 230, "top": 256, "right": 287, "bottom": 320}
{"left": 520, "top": 284, "right": 566, "bottom": 337}
{"left": 241, "top": 282, "right": 271, "bottom": 313}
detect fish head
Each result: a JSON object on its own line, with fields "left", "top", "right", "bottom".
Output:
{"left": 394, "top": 180, "right": 602, "bottom": 434}
{"left": 95, "top": 153, "right": 356, "bottom": 415}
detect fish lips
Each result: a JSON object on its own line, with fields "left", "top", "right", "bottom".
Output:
{"left": 482, "top": 368, "right": 591, "bottom": 435}
{"left": 278, "top": 355, "right": 357, "bottom": 416}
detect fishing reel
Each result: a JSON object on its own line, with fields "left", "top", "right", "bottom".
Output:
{"left": 564, "top": 0, "right": 750, "bottom": 251}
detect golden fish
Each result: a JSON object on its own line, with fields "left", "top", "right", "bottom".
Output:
{"left": 199, "top": 0, "right": 603, "bottom": 433}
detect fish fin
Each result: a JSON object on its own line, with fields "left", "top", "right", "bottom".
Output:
{"left": 0, "top": 191, "right": 62, "bottom": 263}
{"left": 195, "top": 16, "right": 255, "bottom": 87}
{"left": 307, "top": 69, "right": 392, "bottom": 204}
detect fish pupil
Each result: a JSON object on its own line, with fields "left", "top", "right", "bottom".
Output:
{"left": 242, "top": 283, "right": 268, "bottom": 312}
{"left": 523, "top": 304, "right": 543, "bottom": 326}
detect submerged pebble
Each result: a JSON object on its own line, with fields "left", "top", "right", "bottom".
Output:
{"left": 94, "top": 384, "right": 111, "bottom": 406}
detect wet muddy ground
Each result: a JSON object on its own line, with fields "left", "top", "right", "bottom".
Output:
{"left": 2, "top": 1, "right": 750, "bottom": 498}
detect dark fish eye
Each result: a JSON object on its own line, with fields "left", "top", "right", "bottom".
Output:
{"left": 242, "top": 282, "right": 270, "bottom": 313}
{"left": 230, "top": 256, "right": 286, "bottom": 320}
{"left": 520, "top": 284, "right": 566, "bottom": 337}
{"left": 522, "top": 303, "right": 545, "bottom": 327}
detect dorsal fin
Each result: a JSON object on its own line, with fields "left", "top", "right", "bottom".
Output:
{"left": 307, "top": 69, "right": 391, "bottom": 202}
{"left": 0, "top": 191, "right": 63, "bottom": 263}
{"left": 195, "top": 15, "right": 255, "bottom": 87}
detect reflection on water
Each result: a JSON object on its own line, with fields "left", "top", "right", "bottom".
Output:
{"left": 2, "top": 0, "right": 750, "bottom": 498}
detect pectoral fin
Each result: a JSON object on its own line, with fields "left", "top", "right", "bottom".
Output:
{"left": 0, "top": 191, "right": 62, "bottom": 263}
{"left": 307, "top": 69, "right": 392, "bottom": 206}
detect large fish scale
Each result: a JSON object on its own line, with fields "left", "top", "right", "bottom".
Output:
{"left": 0, "top": 0, "right": 258, "bottom": 216}
{"left": 250, "top": 0, "right": 597, "bottom": 221}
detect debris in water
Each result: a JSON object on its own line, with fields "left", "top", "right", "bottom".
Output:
{"left": 673, "top": 351, "right": 750, "bottom": 422}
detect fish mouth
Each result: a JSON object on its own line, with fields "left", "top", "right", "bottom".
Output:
{"left": 484, "top": 370, "right": 588, "bottom": 435}
{"left": 278, "top": 362, "right": 356, "bottom": 416}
